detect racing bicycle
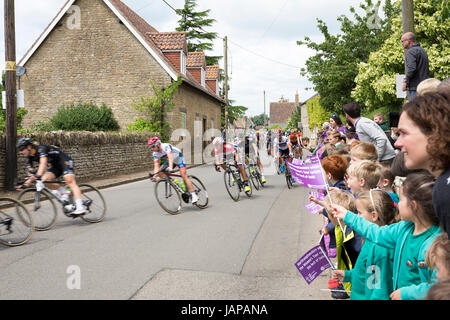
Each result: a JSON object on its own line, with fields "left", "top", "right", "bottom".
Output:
{"left": 17, "top": 180, "right": 106, "bottom": 230}
{"left": 0, "top": 197, "right": 34, "bottom": 246}
{"left": 223, "top": 162, "right": 252, "bottom": 201}
{"left": 150, "top": 169, "right": 208, "bottom": 215}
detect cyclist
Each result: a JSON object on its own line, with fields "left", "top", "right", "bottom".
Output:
{"left": 272, "top": 129, "right": 293, "bottom": 170}
{"left": 289, "top": 129, "right": 302, "bottom": 158}
{"left": 148, "top": 137, "right": 198, "bottom": 204}
{"left": 16, "top": 138, "right": 86, "bottom": 215}
{"left": 243, "top": 133, "right": 267, "bottom": 184}
{"left": 212, "top": 136, "right": 251, "bottom": 193}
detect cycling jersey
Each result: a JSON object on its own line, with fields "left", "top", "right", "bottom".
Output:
{"left": 274, "top": 136, "right": 290, "bottom": 151}
{"left": 214, "top": 143, "right": 236, "bottom": 164}
{"left": 26, "top": 145, "right": 74, "bottom": 178}
{"left": 153, "top": 143, "right": 186, "bottom": 168}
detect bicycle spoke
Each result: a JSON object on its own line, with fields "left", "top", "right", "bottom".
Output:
{"left": 0, "top": 198, "right": 34, "bottom": 246}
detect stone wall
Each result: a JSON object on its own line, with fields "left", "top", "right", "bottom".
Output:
{"left": 0, "top": 132, "right": 156, "bottom": 190}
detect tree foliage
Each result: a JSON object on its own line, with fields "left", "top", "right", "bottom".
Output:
{"left": 250, "top": 113, "right": 269, "bottom": 126}
{"left": 352, "top": 0, "right": 450, "bottom": 111}
{"left": 285, "top": 107, "right": 302, "bottom": 130}
{"left": 128, "top": 77, "right": 183, "bottom": 141}
{"left": 298, "top": 0, "right": 399, "bottom": 114}
{"left": 306, "top": 95, "right": 329, "bottom": 131}
{"left": 222, "top": 100, "right": 248, "bottom": 128}
{"left": 176, "top": 0, "right": 221, "bottom": 66}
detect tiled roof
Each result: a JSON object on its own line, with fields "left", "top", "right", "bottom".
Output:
{"left": 270, "top": 101, "right": 296, "bottom": 124}
{"left": 205, "top": 66, "right": 220, "bottom": 79}
{"left": 109, "top": 0, "right": 158, "bottom": 34}
{"left": 147, "top": 32, "right": 187, "bottom": 53}
{"left": 187, "top": 52, "right": 206, "bottom": 68}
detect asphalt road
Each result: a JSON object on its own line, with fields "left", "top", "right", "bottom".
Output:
{"left": 0, "top": 162, "right": 331, "bottom": 300}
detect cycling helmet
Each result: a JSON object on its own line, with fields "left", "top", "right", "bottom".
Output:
{"left": 16, "top": 137, "right": 33, "bottom": 149}
{"left": 147, "top": 137, "right": 161, "bottom": 148}
{"left": 212, "top": 137, "right": 224, "bottom": 145}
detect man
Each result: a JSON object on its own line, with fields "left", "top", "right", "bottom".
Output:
{"left": 148, "top": 136, "right": 199, "bottom": 204}
{"left": 212, "top": 136, "right": 251, "bottom": 193}
{"left": 343, "top": 102, "right": 396, "bottom": 164}
{"left": 16, "top": 138, "right": 86, "bottom": 215}
{"left": 272, "top": 129, "right": 293, "bottom": 170}
{"left": 401, "top": 32, "right": 429, "bottom": 99}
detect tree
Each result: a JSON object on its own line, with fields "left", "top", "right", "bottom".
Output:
{"left": 352, "top": 0, "right": 450, "bottom": 111}
{"left": 176, "top": 0, "right": 221, "bottom": 66}
{"left": 285, "top": 107, "right": 302, "bottom": 130}
{"left": 221, "top": 99, "right": 247, "bottom": 128}
{"left": 297, "top": 0, "right": 399, "bottom": 114}
{"left": 128, "top": 77, "right": 183, "bottom": 141}
{"left": 250, "top": 113, "right": 269, "bottom": 126}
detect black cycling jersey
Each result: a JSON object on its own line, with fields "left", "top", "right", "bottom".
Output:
{"left": 27, "top": 145, "right": 74, "bottom": 177}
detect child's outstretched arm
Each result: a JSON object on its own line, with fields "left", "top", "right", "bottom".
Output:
{"left": 330, "top": 204, "right": 400, "bottom": 249}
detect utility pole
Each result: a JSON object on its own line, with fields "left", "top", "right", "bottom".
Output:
{"left": 402, "top": 0, "right": 415, "bottom": 101}
{"left": 223, "top": 36, "right": 229, "bottom": 132}
{"left": 402, "top": 0, "right": 415, "bottom": 34}
{"left": 4, "top": 0, "right": 18, "bottom": 190}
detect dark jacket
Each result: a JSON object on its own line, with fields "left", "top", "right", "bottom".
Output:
{"left": 405, "top": 43, "right": 429, "bottom": 90}
{"left": 433, "top": 168, "right": 450, "bottom": 238}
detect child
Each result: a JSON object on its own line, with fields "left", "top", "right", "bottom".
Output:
{"left": 331, "top": 172, "right": 441, "bottom": 300}
{"left": 333, "top": 189, "right": 396, "bottom": 299}
{"left": 323, "top": 189, "right": 362, "bottom": 299}
{"left": 345, "top": 160, "right": 382, "bottom": 195}
{"left": 377, "top": 163, "right": 400, "bottom": 205}
{"left": 349, "top": 142, "right": 378, "bottom": 164}
{"left": 374, "top": 113, "right": 389, "bottom": 131}
{"left": 425, "top": 233, "right": 450, "bottom": 282}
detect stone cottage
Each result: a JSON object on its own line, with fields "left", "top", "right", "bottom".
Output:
{"left": 17, "top": 0, "right": 223, "bottom": 163}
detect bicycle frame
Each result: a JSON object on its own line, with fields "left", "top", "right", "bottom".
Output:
{"left": 225, "top": 163, "right": 245, "bottom": 190}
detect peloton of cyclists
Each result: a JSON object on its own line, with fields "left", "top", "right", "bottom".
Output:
{"left": 16, "top": 138, "right": 87, "bottom": 215}
{"left": 212, "top": 136, "right": 251, "bottom": 193}
{"left": 148, "top": 136, "right": 199, "bottom": 204}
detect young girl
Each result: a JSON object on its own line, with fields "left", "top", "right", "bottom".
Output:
{"left": 332, "top": 189, "right": 396, "bottom": 299}
{"left": 331, "top": 171, "right": 441, "bottom": 300}
{"left": 425, "top": 233, "right": 450, "bottom": 282}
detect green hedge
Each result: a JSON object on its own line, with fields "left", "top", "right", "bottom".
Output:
{"left": 32, "top": 102, "right": 120, "bottom": 132}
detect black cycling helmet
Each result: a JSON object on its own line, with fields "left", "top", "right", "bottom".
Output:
{"left": 16, "top": 137, "right": 33, "bottom": 149}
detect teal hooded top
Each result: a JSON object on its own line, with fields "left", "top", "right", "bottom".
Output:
{"left": 343, "top": 238, "right": 394, "bottom": 300}
{"left": 343, "top": 211, "right": 440, "bottom": 300}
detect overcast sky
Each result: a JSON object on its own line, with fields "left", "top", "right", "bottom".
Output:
{"left": 1, "top": 0, "right": 373, "bottom": 116}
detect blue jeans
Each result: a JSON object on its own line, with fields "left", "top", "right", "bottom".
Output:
{"left": 409, "top": 90, "right": 416, "bottom": 99}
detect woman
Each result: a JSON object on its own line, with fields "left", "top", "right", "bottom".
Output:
{"left": 330, "top": 114, "right": 348, "bottom": 135}
{"left": 394, "top": 90, "right": 450, "bottom": 237}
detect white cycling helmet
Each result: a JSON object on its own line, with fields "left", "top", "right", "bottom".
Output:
{"left": 213, "top": 137, "right": 224, "bottom": 145}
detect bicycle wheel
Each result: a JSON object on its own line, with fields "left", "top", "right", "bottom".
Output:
{"left": 254, "top": 165, "right": 264, "bottom": 189}
{"left": 18, "top": 188, "right": 58, "bottom": 231}
{"left": 247, "top": 164, "right": 260, "bottom": 191}
{"left": 224, "top": 169, "right": 240, "bottom": 202}
{"left": 0, "top": 198, "right": 34, "bottom": 246}
{"left": 154, "top": 179, "right": 182, "bottom": 214}
{"left": 78, "top": 184, "right": 107, "bottom": 223}
{"left": 285, "top": 162, "right": 294, "bottom": 189}
{"left": 188, "top": 175, "right": 209, "bottom": 209}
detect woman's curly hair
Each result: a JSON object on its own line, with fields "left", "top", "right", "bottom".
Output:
{"left": 402, "top": 90, "right": 450, "bottom": 171}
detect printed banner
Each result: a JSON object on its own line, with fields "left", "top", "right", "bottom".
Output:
{"left": 309, "top": 190, "right": 326, "bottom": 200}
{"left": 295, "top": 244, "right": 332, "bottom": 285}
{"left": 304, "top": 202, "right": 323, "bottom": 215}
{"left": 287, "top": 155, "right": 327, "bottom": 189}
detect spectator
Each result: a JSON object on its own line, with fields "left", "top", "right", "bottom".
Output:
{"left": 343, "top": 102, "right": 396, "bottom": 164}
{"left": 394, "top": 91, "right": 450, "bottom": 238}
{"left": 349, "top": 142, "right": 378, "bottom": 164}
{"left": 401, "top": 32, "right": 430, "bottom": 99}
{"left": 424, "top": 279, "right": 450, "bottom": 300}
{"left": 373, "top": 113, "right": 389, "bottom": 131}
{"left": 437, "top": 77, "right": 450, "bottom": 91}
{"left": 330, "top": 114, "right": 348, "bottom": 135}
{"left": 417, "top": 78, "right": 442, "bottom": 95}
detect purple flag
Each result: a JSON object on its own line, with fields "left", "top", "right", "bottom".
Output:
{"left": 309, "top": 190, "right": 326, "bottom": 201}
{"left": 287, "top": 158, "right": 327, "bottom": 189}
{"left": 304, "top": 202, "right": 323, "bottom": 215}
{"left": 295, "top": 245, "right": 332, "bottom": 284}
